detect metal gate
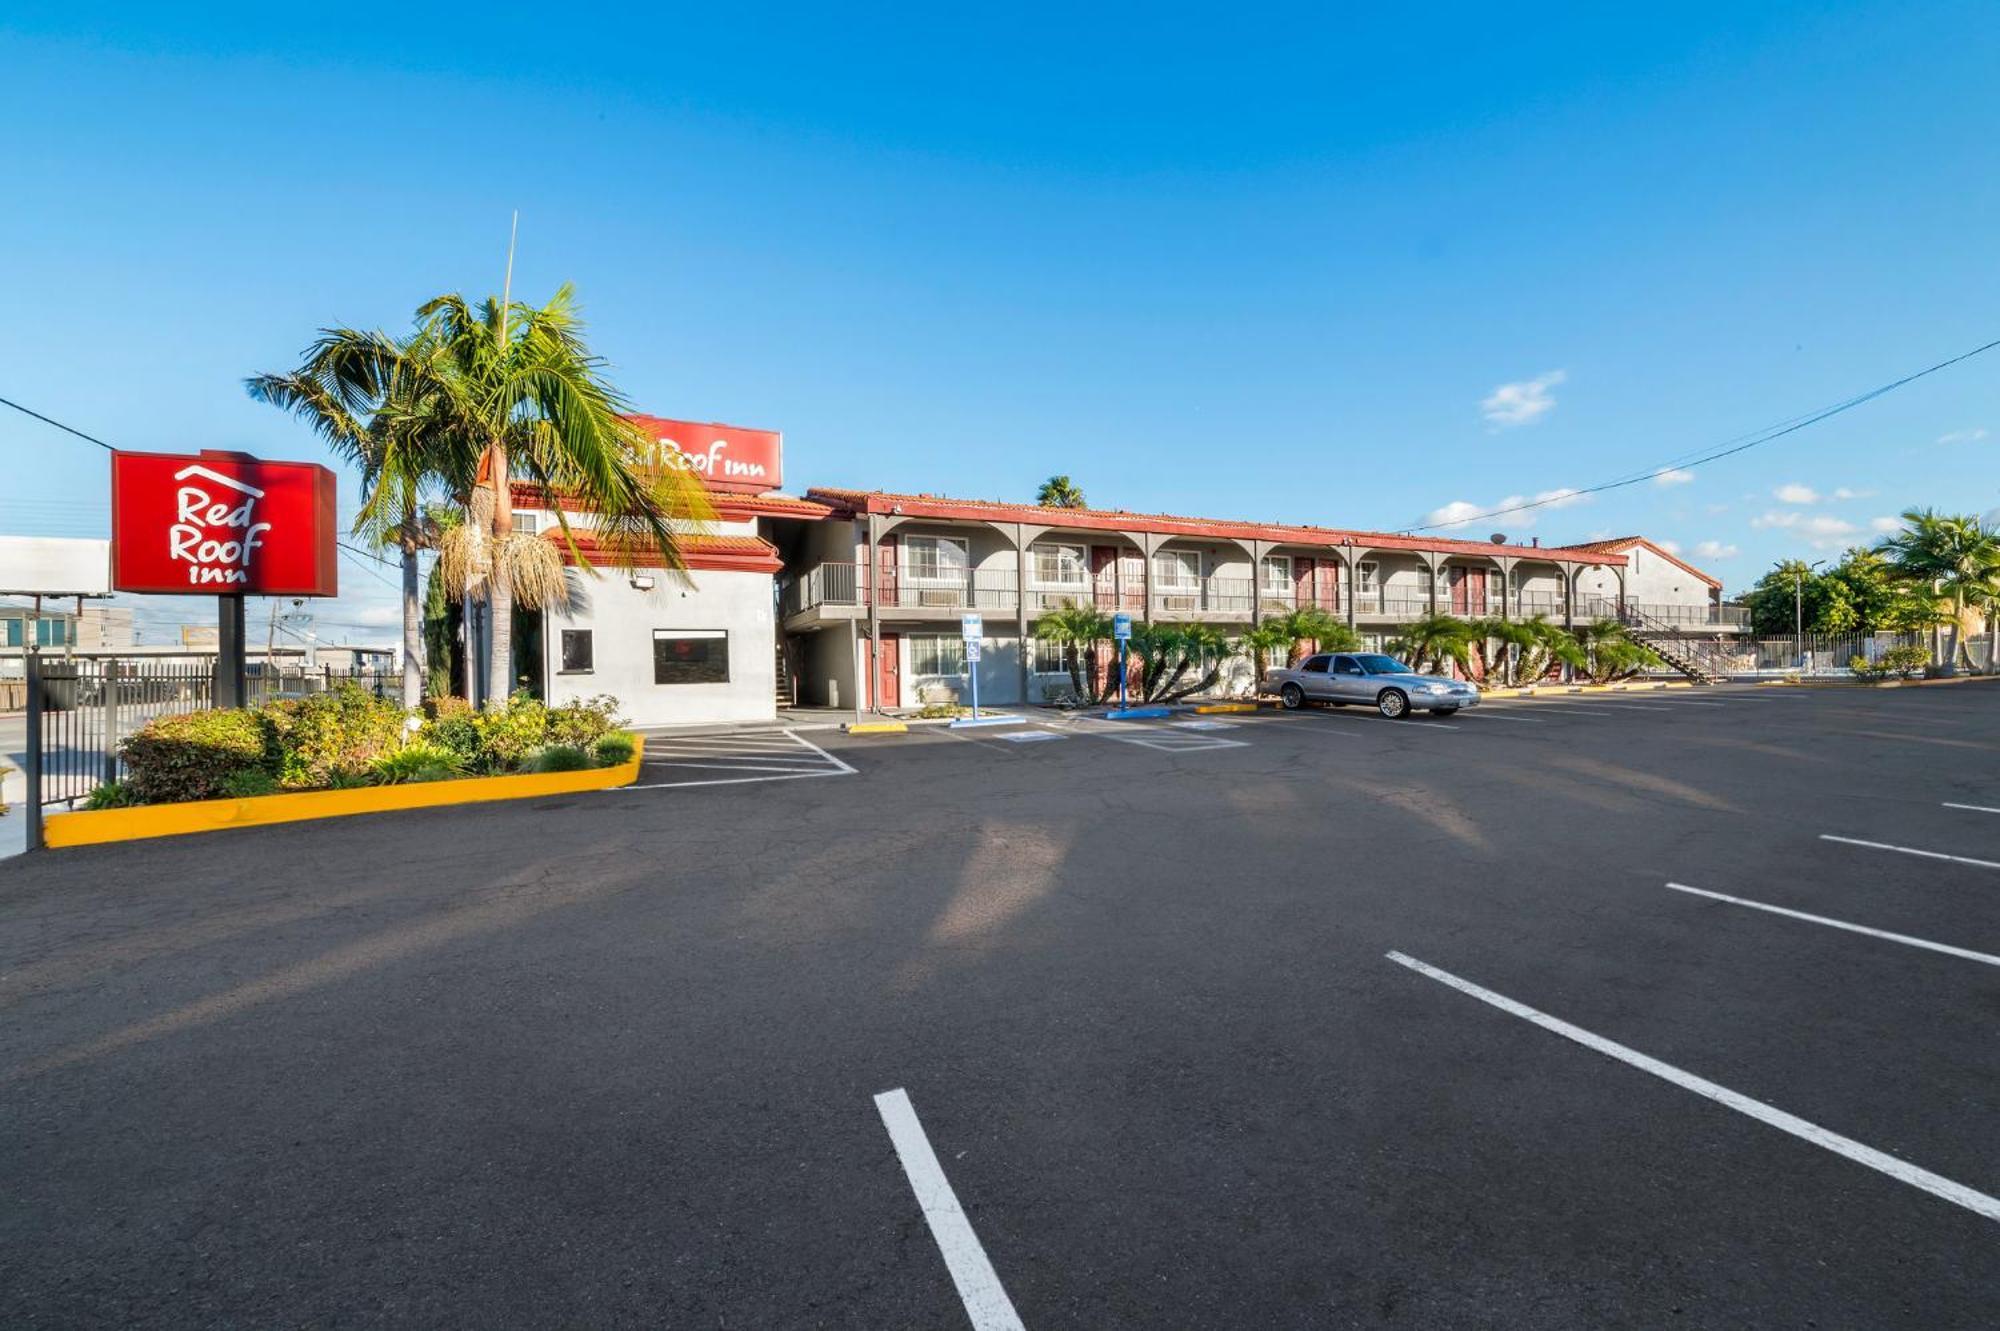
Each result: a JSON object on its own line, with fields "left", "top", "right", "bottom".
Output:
{"left": 18, "top": 655, "right": 216, "bottom": 850}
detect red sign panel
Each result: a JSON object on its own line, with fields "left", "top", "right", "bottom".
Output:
{"left": 110, "top": 450, "right": 339, "bottom": 596}
{"left": 626, "top": 414, "right": 782, "bottom": 494}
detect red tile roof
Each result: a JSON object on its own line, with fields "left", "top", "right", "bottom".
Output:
{"left": 545, "top": 531, "right": 782, "bottom": 575}
{"left": 805, "top": 487, "right": 1626, "bottom": 566}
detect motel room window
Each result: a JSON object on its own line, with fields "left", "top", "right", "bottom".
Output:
{"left": 559, "top": 629, "right": 594, "bottom": 674}
{"left": 1030, "top": 637, "right": 1071, "bottom": 675}
{"left": 1154, "top": 550, "right": 1201, "bottom": 590}
{"left": 1031, "top": 542, "right": 1088, "bottom": 588}
{"left": 1357, "top": 562, "right": 1379, "bottom": 595}
{"left": 909, "top": 635, "right": 968, "bottom": 678}
{"left": 903, "top": 535, "right": 970, "bottom": 582}
{"left": 513, "top": 512, "right": 542, "bottom": 535}
{"left": 1260, "top": 555, "right": 1292, "bottom": 595}
{"left": 652, "top": 629, "right": 729, "bottom": 685}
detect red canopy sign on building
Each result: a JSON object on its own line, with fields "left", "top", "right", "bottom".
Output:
{"left": 626, "top": 414, "right": 783, "bottom": 494}
{"left": 110, "top": 450, "right": 339, "bottom": 596}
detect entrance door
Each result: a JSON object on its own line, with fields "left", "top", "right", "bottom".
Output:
{"left": 875, "top": 631, "right": 901, "bottom": 708}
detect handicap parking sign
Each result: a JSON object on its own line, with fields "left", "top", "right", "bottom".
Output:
{"left": 961, "top": 612, "right": 982, "bottom": 640}
{"left": 1112, "top": 612, "right": 1132, "bottom": 641}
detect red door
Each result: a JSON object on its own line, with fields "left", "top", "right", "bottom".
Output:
{"left": 875, "top": 632, "right": 901, "bottom": 709}
{"left": 1091, "top": 546, "right": 1117, "bottom": 610}
{"left": 877, "top": 536, "right": 899, "bottom": 609}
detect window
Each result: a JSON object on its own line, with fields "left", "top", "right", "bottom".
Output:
{"left": 513, "top": 512, "right": 542, "bottom": 535}
{"left": 1356, "top": 653, "right": 1409, "bottom": 675}
{"left": 1030, "top": 637, "right": 1070, "bottom": 674}
{"left": 1332, "top": 654, "right": 1364, "bottom": 675}
{"left": 653, "top": 630, "right": 729, "bottom": 684}
{"left": 1154, "top": 550, "right": 1200, "bottom": 590}
{"left": 909, "top": 635, "right": 967, "bottom": 677}
{"left": 2, "top": 619, "right": 18, "bottom": 647}
{"left": 904, "top": 535, "right": 969, "bottom": 582}
{"left": 559, "top": 629, "right": 594, "bottom": 674}
{"left": 1260, "top": 555, "right": 1292, "bottom": 594}
{"left": 1301, "top": 655, "right": 1331, "bottom": 674}
{"left": 1031, "top": 542, "right": 1087, "bottom": 588}
{"left": 1357, "top": 561, "right": 1379, "bottom": 594}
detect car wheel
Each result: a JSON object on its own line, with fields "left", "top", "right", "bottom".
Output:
{"left": 1377, "top": 689, "right": 1409, "bottom": 719}
{"left": 1280, "top": 683, "right": 1305, "bottom": 710}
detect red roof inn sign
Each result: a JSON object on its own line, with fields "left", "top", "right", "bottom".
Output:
{"left": 628, "top": 415, "right": 782, "bottom": 495}
{"left": 110, "top": 450, "right": 338, "bottom": 596}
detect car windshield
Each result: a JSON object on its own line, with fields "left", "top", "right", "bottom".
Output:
{"left": 1355, "top": 654, "right": 1411, "bottom": 675}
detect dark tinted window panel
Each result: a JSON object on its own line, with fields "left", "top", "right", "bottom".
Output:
{"left": 653, "top": 630, "right": 729, "bottom": 685}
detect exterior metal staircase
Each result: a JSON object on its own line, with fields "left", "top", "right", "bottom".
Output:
{"left": 1621, "top": 605, "right": 1727, "bottom": 684}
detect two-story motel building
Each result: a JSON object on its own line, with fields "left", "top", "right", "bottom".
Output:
{"left": 509, "top": 417, "right": 1743, "bottom": 728}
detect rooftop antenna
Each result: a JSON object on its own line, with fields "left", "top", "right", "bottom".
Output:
{"left": 499, "top": 209, "right": 518, "bottom": 348}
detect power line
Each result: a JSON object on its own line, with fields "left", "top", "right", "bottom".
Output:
{"left": 0, "top": 394, "right": 117, "bottom": 451}
{"left": 1395, "top": 333, "right": 2000, "bottom": 534}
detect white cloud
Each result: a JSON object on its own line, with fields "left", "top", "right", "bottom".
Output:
{"left": 1774, "top": 483, "right": 1819, "bottom": 504}
{"left": 1938, "top": 428, "right": 1988, "bottom": 445}
{"left": 1480, "top": 370, "right": 1566, "bottom": 428}
{"left": 1704, "top": 502, "right": 1730, "bottom": 515}
{"left": 1693, "top": 540, "right": 1739, "bottom": 559}
{"left": 1869, "top": 515, "right": 1903, "bottom": 534}
{"left": 1656, "top": 539, "right": 1682, "bottom": 554}
{"left": 1421, "top": 486, "right": 1588, "bottom": 531}
{"left": 1652, "top": 468, "right": 1695, "bottom": 486}
{"left": 1830, "top": 486, "right": 1871, "bottom": 501}
{"left": 1752, "top": 510, "right": 1858, "bottom": 548}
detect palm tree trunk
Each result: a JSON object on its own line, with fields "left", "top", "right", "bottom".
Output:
{"left": 399, "top": 528, "right": 424, "bottom": 710}
{"left": 485, "top": 441, "right": 514, "bottom": 709}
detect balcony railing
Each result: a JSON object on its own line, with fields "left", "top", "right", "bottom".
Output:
{"left": 777, "top": 562, "right": 1748, "bottom": 630}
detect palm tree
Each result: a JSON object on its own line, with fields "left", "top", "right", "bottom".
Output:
{"left": 416, "top": 286, "right": 713, "bottom": 707}
{"left": 1035, "top": 475, "right": 1087, "bottom": 509}
{"left": 1468, "top": 616, "right": 1537, "bottom": 686}
{"left": 1571, "top": 618, "right": 1660, "bottom": 682}
{"left": 1390, "top": 613, "right": 1475, "bottom": 676}
{"left": 1875, "top": 509, "right": 2000, "bottom": 672}
{"left": 1032, "top": 599, "right": 1111, "bottom": 701}
{"left": 1509, "top": 615, "right": 1586, "bottom": 684}
{"left": 247, "top": 327, "right": 475, "bottom": 708}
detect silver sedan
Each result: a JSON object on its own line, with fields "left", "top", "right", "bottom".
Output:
{"left": 1261, "top": 651, "right": 1481, "bottom": 719}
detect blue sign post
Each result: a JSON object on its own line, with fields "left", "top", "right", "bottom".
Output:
{"left": 961, "top": 613, "right": 983, "bottom": 719}
{"left": 1112, "top": 612, "right": 1132, "bottom": 711}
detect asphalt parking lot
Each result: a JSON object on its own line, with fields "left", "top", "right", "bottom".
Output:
{"left": 3, "top": 683, "right": 1997, "bottom": 1327}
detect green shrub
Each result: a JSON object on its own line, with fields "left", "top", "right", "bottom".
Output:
{"left": 546, "top": 694, "right": 624, "bottom": 748}
{"left": 325, "top": 768, "right": 376, "bottom": 790}
{"left": 84, "top": 779, "right": 140, "bottom": 810}
{"left": 592, "top": 731, "right": 636, "bottom": 766}
{"left": 521, "top": 743, "right": 592, "bottom": 773}
{"left": 263, "top": 683, "right": 408, "bottom": 787}
{"left": 1879, "top": 644, "right": 1931, "bottom": 679}
{"left": 121, "top": 708, "right": 271, "bottom": 803}
{"left": 371, "top": 743, "right": 467, "bottom": 785}
{"left": 220, "top": 769, "right": 281, "bottom": 799}
{"left": 466, "top": 692, "right": 549, "bottom": 772}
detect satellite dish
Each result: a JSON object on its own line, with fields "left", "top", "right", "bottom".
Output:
{"left": 1489, "top": 533, "right": 1507, "bottom": 545}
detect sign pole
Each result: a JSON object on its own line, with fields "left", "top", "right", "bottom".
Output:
{"left": 23, "top": 652, "right": 43, "bottom": 852}
{"left": 1119, "top": 639, "right": 1128, "bottom": 711}
{"left": 960, "top": 612, "right": 983, "bottom": 720}
{"left": 217, "top": 594, "right": 246, "bottom": 708}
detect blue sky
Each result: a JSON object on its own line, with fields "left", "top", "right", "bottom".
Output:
{"left": 2, "top": 4, "right": 1996, "bottom": 640}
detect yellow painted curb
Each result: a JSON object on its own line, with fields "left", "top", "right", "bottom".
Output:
{"left": 1194, "top": 702, "right": 1259, "bottom": 714}
{"left": 845, "top": 721, "right": 909, "bottom": 734}
{"left": 43, "top": 738, "right": 647, "bottom": 849}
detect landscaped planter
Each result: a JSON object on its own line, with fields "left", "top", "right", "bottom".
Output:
{"left": 41, "top": 739, "right": 645, "bottom": 849}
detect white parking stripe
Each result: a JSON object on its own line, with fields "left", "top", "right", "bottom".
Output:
{"left": 874, "top": 1088, "right": 1026, "bottom": 1331}
{"left": 1461, "top": 711, "right": 1545, "bottom": 723}
{"left": 1665, "top": 883, "right": 2000, "bottom": 968}
{"left": 1944, "top": 803, "right": 2000, "bottom": 815}
{"left": 1386, "top": 951, "right": 2000, "bottom": 1224}
{"left": 1314, "top": 711, "right": 1459, "bottom": 731}
{"left": 1509, "top": 702, "right": 1620, "bottom": 716}
{"left": 1585, "top": 702, "right": 1677, "bottom": 712}
{"left": 1819, "top": 834, "right": 2000, "bottom": 872}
